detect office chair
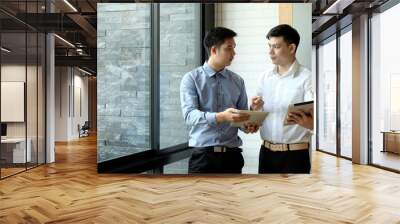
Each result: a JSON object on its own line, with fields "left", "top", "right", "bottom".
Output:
{"left": 79, "top": 121, "right": 90, "bottom": 138}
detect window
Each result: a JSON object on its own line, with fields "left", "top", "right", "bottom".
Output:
{"left": 339, "top": 28, "right": 352, "bottom": 158}
{"left": 97, "top": 3, "right": 203, "bottom": 164}
{"left": 317, "top": 36, "right": 337, "bottom": 155}
{"left": 371, "top": 3, "right": 400, "bottom": 171}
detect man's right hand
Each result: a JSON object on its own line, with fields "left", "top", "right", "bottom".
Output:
{"left": 216, "top": 108, "right": 250, "bottom": 123}
{"left": 250, "top": 96, "right": 264, "bottom": 111}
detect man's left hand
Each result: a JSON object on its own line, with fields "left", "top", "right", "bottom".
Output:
{"left": 243, "top": 122, "right": 260, "bottom": 133}
{"left": 287, "top": 110, "right": 313, "bottom": 130}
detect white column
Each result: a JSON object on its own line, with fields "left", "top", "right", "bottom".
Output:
{"left": 352, "top": 14, "right": 369, "bottom": 164}
{"left": 46, "top": 32, "right": 55, "bottom": 163}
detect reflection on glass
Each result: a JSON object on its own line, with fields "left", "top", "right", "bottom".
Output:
{"left": 0, "top": 1, "right": 46, "bottom": 178}
{"left": 371, "top": 3, "right": 400, "bottom": 171}
{"left": 340, "top": 30, "right": 352, "bottom": 158}
{"left": 318, "top": 37, "right": 337, "bottom": 154}
{"left": 159, "top": 4, "right": 201, "bottom": 149}
{"left": 97, "top": 4, "right": 151, "bottom": 162}
{"left": 1, "top": 31, "right": 27, "bottom": 177}
{"left": 163, "top": 158, "right": 189, "bottom": 174}
{"left": 27, "top": 31, "right": 38, "bottom": 169}
{"left": 38, "top": 33, "right": 46, "bottom": 165}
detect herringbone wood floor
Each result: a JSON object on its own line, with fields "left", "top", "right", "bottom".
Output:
{"left": 1, "top": 135, "right": 400, "bottom": 224}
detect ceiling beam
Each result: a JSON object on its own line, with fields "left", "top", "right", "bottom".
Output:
{"left": 55, "top": 55, "right": 96, "bottom": 72}
{"left": 66, "top": 13, "right": 97, "bottom": 46}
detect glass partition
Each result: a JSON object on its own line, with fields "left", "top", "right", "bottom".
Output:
{"left": 38, "top": 32, "right": 45, "bottom": 165}
{"left": 1, "top": 30, "right": 28, "bottom": 177}
{"left": 0, "top": 2, "right": 46, "bottom": 179}
{"left": 27, "top": 30, "right": 38, "bottom": 169}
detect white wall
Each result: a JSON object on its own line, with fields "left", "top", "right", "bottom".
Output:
{"left": 1, "top": 82, "right": 24, "bottom": 122}
{"left": 72, "top": 73, "right": 89, "bottom": 138}
{"left": 1, "top": 66, "right": 26, "bottom": 129}
{"left": 1, "top": 65, "right": 37, "bottom": 138}
{"left": 1, "top": 63, "right": 46, "bottom": 164}
{"left": 55, "top": 67, "right": 89, "bottom": 141}
{"left": 293, "top": 3, "right": 312, "bottom": 70}
{"left": 55, "top": 66, "right": 69, "bottom": 141}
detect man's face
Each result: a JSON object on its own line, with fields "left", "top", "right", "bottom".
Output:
{"left": 267, "top": 36, "right": 296, "bottom": 66}
{"left": 212, "top": 37, "right": 236, "bottom": 67}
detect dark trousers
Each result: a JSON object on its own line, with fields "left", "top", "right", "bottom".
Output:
{"left": 258, "top": 145, "right": 311, "bottom": 174}
{"left": 188, "top": 147, "right": 244, "bottom": 174}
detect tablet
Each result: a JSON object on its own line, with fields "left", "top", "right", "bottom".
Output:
{"left": 230, "top": 110, "right": 269, "bottom": 128}
{"left": 284, "top": 101, "right": 313, "bottom": 125}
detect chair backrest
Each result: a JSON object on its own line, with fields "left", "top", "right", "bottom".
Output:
{"left": 82, "top": 121, "right": 90, "bottom": 129}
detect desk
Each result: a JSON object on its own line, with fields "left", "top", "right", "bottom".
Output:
{"left": 1, "top": 138, "right": 31, "bottom": 163}
{"left": 381, "top": 131, "right": 400, "bottom": 154}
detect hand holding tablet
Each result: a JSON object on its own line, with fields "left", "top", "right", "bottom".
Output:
{"left": 230, "top": 110, "right": 269, "bottom": 128}
{"left": 284, "top": 101, "right": 314, "bottom": 126}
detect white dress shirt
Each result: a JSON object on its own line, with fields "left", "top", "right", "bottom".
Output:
{"left": 255, "top": 60, "right": 313, "bottom": 144}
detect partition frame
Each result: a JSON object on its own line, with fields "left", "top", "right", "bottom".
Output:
{"left": 0, "top": 0, "right": 47, "bottom": 180}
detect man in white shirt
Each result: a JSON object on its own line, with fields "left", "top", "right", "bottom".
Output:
{"left": 251, "top": 24, "right": 313, "bottom": 173}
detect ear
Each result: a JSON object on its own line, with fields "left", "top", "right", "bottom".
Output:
{"left": 211, "top": 46, "right": 218, "bottom": 56}
{"left": 289, "top": 44, "right": 296, "bottom": 54}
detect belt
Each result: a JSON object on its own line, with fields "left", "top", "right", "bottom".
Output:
{"left": 194, "top": 146, "right": 242, "bottom": 153}
{"left": 263, "top": 140, "right": 309, "bottom": 152}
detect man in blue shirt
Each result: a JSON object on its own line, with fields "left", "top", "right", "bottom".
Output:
{"left": 180, "top": 27, "right": 258, "bottom": 173}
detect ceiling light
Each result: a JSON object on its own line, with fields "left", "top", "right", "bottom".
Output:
{"left": 322, "top": 0, "right": 354, "bottom": 15}
{"left": 54, "top": 34, "right": 75, "bottom": 48}
{"left": 63, "top": 0, "right": 78, "bottom": 12}
{"left": 78, "top": 67, "right": 93, "bottom": 76}
{"left": 1, "top": 47, "right": 11, "bottom": 53}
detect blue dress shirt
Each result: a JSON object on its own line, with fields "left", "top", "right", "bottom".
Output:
{"left": 180, "top": 62, "right": 248, "bottom": 148}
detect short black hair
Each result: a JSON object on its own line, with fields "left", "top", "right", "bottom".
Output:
{"left": 203, "top": 27, "right": 237, "bottom": 57}
{"left": 266, "top": 24, "right": 300, "bottom": 52}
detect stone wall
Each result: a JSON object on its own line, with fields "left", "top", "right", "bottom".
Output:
{"left": 97, "top": 3, "right": 200, "bottom": 162}
{"left": 97, "top": 4, "right": 151, "bottom": 162}
{"left": 159, "top": 3, "right": 200, "bottom": 149}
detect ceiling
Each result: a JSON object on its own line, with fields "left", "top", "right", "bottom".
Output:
{"left": 1, "top": 0, "right": 98, "bottom": 74}
{"left": 0, "top": 0, "right": 394, "bottom": 74}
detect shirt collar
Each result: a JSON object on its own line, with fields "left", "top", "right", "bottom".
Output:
{"left": 202, "top": 62, "right": 228, "bottom": 78}
{"left": 272, "top": 59, "right": 299, "bottom": 78}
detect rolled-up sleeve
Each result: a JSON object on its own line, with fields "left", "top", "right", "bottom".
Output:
{"left": 180, "top": 73, "right": 217, "bottom": 127}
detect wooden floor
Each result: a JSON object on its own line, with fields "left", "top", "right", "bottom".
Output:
{"left": 1, "top": 135, "right": 400, "bottom": 223}
{"left": 1, "top": 167, "right": 26, "bottom": 178}
{"left": 373, "top": 150, "right": 400, "bottom": 171}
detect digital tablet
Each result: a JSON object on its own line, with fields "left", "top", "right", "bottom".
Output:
{"left": 284, "top": 101, "right": 314, "bottom": 125}
{"left": 230, "top": 110, "right": 269, "bottom": 128}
